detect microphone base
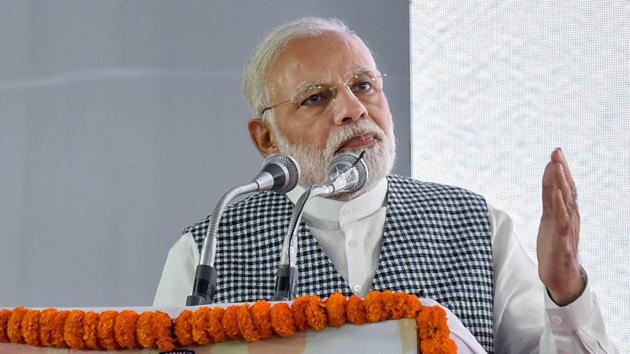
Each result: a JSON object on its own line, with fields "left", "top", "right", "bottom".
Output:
{"left": 186, "top": 264, "right": 217, "bottom": 306}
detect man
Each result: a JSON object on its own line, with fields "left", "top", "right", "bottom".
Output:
{"left": 154, "top": 17, "right": 617, "bottom": 353}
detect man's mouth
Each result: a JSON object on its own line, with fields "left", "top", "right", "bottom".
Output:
{"left": 336, "top": 133, "right": 379, "bottom": 153}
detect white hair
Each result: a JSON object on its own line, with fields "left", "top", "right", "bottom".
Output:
{"left": 243, "top": 17, "right": 363, "bottom": 120}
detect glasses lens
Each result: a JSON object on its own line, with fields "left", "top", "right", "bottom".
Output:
{"left": 348, "top": 71, "right": 383, "bottom": 101}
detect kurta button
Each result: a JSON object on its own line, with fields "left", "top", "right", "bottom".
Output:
{"left": 551, "top": 315, "right": 562, "bottom": 327}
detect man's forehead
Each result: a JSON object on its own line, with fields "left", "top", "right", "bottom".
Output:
{"left": 266, "top": 32, "right": 376, "bottom": 95}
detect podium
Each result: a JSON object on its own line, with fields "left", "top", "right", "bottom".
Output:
{"left": 1, "top": 316, "right": 416, "bottom": 353}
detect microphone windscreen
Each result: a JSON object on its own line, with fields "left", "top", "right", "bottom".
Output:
{"left": 262, "top": 153, "right": 300, "bottom": 193}
{"left": 327, "top": 153, "right": 369, "bottom": 193}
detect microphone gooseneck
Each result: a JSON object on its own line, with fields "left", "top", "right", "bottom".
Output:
{"left": 187, "top": 153, "right": 299, "bottom": 306}
{"left": 272, "top": 152, "right": 368, "bottom": 301}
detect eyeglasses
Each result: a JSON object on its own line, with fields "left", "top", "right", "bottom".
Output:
{"left": 259, "top": 69, "right": 386, "bottom": 117}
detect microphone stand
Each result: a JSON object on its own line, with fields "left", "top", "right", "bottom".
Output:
{"left": 272, "top": 152, "right": 366, "bottom": 301}
{"left": 186, "top": 182, "right": 258, "bottom": 306}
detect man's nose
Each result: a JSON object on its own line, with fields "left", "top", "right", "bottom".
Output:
{"left": 331, "top": 86, "right": 368, "bottom": 125}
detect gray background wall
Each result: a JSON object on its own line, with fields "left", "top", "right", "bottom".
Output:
{"left": 0, "top": 1, "right": 410, "bottom": 307}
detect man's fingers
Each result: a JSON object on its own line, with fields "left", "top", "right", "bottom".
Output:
{"left": 553, "top": 148, "right": 578, "bottom": 202}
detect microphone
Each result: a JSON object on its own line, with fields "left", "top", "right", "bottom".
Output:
{"left": 187, "top": 153, "right": 300, "bottom": 306}
{"left": 272, "top": 152, "right": 368, "bottom": 301}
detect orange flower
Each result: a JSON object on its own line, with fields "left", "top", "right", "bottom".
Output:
{"left": 290, "top": 296, "right": 312, "bottom": 331}
{"left": 382, "top": 290, "right": 404, "bottom": 320}
{"left": 365, "top": 291, "right": 388, "bottom": 323}
{"left": 97, "top": 310, "right": 119, "bottom": 350}
{"left": 114, "top": 310, "right": 139, "bottom": 349}
{"left": 21, "top": 309, "right": 40, "bottom": 346}
{"left": 250, "top": 301, "right": 272, "bottom": 339}
{"left": 51, "top": 311, "right": 69, "bottom": 348}
{"left": 222, "top": 306, "right": 241, "bottom": 340}
{"left": 7, "top": 306, "right": 26, "bottom": 343}
{"left": 83, "top": 311, "right": 100, "bottom": 350}
{"left": 136, "top": 311, "right": 155, "bottom": 349}
{"left": 403, "top": 293, "right": 421, "bottom": 318}
{"left": 174, "top": 309, "right": 194, "bottom": 346}
{"left": 417, "top": 306, "right": 449, "bottom": 340}
{"left": 326, "top": 292, "right": 347, "bottom": 327}
{"left": 192, "top": 307, "right": 212, "bottom": 345}
{"left": 0, "top": 309, "right": 11, "bottom": 343}
{"left": 64, "top": 310, "right": 85, "bottom": 349}
{"left": 270, "top": 303, "right": 295, "bottom": 337}
{"left": 420, "top": 334, "right": 458, "bottom": 354}
{"left": 207, "top": 307, "right": 226, "bottom": 343}
{"left": 346, "top": 294, "right": 367, "bottom": 325}
{"left": 236, "top": 304, "right": 260, "bottom": 342}
{"left": 38, "top": 308, "right": 58, "bottom": 347}
{"left": 153, "top": 311, "right": 175, "bottom": 351}
{"left": 305, "top": 297, "right": 327, "bottom": 331}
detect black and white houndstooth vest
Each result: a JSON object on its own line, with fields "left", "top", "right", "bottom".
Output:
{"left": 185, "top": 175, "right": 494, "bottom": 352}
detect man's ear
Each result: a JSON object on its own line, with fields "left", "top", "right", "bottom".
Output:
{"left": 248, "top": 118, "right": 280, "bottom": 156}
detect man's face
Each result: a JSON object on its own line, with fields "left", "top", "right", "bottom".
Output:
{"left": 251, "top": 31, "right": 396, "bottom": 193}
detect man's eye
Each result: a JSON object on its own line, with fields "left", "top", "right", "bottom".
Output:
{"left": 300, "top": 92, "right": 329, "bottom": 106}
{"left": 352, "top": 81, "right": 373, "bottom": 93}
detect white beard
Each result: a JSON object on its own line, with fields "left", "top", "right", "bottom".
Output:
{"left": 267, "top": 118, "right": 396, "bottom": 200}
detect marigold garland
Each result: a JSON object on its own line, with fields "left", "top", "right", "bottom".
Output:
{"left": 174, "top": 309, "right": 194, "bottom": 346}
{"left": 221, "top": 305, "right": 241, "bottom": 340}
{"left": 153, "top": 311, "right": 175, "bottom": 351}
{"left": 83, "top": 311, "right": 100, "bottom": 350}
{"left": 250, "top": 301, "right": 272, "bottom": 340}
{"left": 7, "top": 306, "right": 26, "bottom": 344}
{"left": 290, "top": 295, "right": 312, "bottom": 331}
{"left": 304, "top": 296, "right": 327, "bottom": 331}
{"left": 269, "top": 303, "right": 295, "bottom": 337}
{"left": 64, "top": 310, "right": 85, "bottom": 349}
{"left": 21, "top": 309, "right": 40, "bottom": 346}
{"left": 0, "top": 291, "right": 456, "bottom": 353}
{"left": 136, "top": 311, "right": 155, "bottom": 349}
{"left": 97, "top": 310, "right": 119, "bottom": 350}
{"left": 51, "top": 311, "right": 69, "bottom": 348}
{"left": 0, "top": 309, "right": 11, "bottom": 343}
{"left": 347, "top": 294, "right": 367, "bottom": 325}
{"left": 38, "top": 308, "right": 57, "bottom": 346}
{"left": 207, "top": 307, "right": 226, "bottom": 343}
{"left": 326, "top": 292, "right": 347, "bottom": 327}
{"left": 191, "top": 307, "right": 211, "bottom": 345}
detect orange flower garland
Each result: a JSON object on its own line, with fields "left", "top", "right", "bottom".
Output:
{"left": 207, "top": 307, "right": 226, "bottom": 343}
{"left": 326, "top": 292, "right": 347, "bottom": 327}
{"left": 174, "top": 309, "right": 194, "bottom": 346}
{"left": 347, "top": 294, "right": 367, "bottom": 324}
{"left": 0, "top": 291, "right": 456, "bottom": 353}
{"left": 97, "top": 310, "right": 119, "bottom": 350}
{"left": 21, "top": 309, "right": 41, "bottom": 346}
{"left": 38, "top": 308, "right": 57, "bottom": 346}
{"left": 221, "top": 305, "right": 240, "bottom": 339}
{"left": 7, "top": 306, "right": 26, "bottom": 344}
{"left": 0, "top": 309, "right": 11, "bottom": 343}
{"left": 152, "top": 311, "right": 176, "bottom": 351}
{"left": 269, "top": 303, "right": 295, "bottom": 337}
{"left": 250, "top": 301, "right": 273, "bottom": 339}
{"left": 83, "top": 311, "right": 100, "bottom": 350}
{"left": 136, "top": 311, "right": 156, "bottom": 348}
{"left": 64, "top": 310, "right": 85, "bottom": 349}
{"left": 51, "top": 311, "right": 69, "bottom": 347}
{"left": 191, "top": 306, "right": 212, "bottom": 345}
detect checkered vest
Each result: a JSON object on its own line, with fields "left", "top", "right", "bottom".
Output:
{"left": 185, "top": 175, "right": 494, "bottom": 352}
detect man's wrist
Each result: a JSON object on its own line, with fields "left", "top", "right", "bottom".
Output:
{"left": 546, "top": 266, "right": 588, "bottom": 306}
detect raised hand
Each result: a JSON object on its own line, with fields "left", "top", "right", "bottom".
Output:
{"left": 537, "top": 148, "right": 586, "bottom": 306}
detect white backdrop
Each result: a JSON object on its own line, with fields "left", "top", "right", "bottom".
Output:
{"left": 411, "top": 1, "right": 629, "bottom": 351}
